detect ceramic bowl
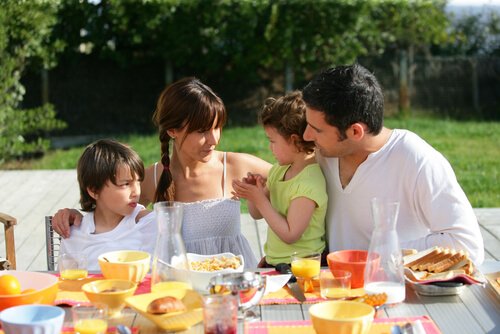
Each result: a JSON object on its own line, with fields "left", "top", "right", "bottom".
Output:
{"left": 0, "top": 271, "right": 59, "bottom": 311}
{"left": 98, "top": 250, "right": 151, "bottom": 283}
{"left": 327, "top": 250, "right": 379, "bottom": 289}
{"left": 81, "top": 279, "right": 137, "bottom": 317}
{"left": 0, "top": 304, "right": 64, "bottom": 334}
{"left": 309, "top": 300, "right": 375, "bottom": 334}
{"left": 186, "top": 252, "right": 244, "bottom": 292}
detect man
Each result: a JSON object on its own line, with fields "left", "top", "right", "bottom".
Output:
{"left": 302, "top": 64, "right": 484, "bottom": 264}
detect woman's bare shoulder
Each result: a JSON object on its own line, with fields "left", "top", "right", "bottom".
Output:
{"left": 225, "top": 152, "right": 271, "bottom": 176}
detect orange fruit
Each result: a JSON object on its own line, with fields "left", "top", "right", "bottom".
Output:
{"left": 0, "top": 274, "right": 22, "bottom": 295}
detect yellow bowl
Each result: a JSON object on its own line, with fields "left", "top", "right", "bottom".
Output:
{"left": 309, "top": 300, "right": 375, "bottom": 334}
{"left": 98, "top": 250, "right": 150, "bottom": 283}
{"left": 82, "top": 279, "right": 137, "bottom": 316}
{"left": 0, "top": 271, "right": 58, "bottom": 311}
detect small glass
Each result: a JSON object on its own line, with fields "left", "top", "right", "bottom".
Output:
{"left": 291, "top": 252, "right": 321, "bottom": 293}
{"left": 320, "top": 270, "right": 352, "bottom": 299}
{"left": 72, "top": 304, "right": 108, "bottom": 334}
{"left": 203, "top": 294, "right": 238, "bottom": 334}
{"left": 59, "top": 252, "right": 88, "bottom": 280}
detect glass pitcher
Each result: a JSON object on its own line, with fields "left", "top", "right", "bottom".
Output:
{"left": 364, "top": 197, "right": 405, "bottom": 304}
{"left": 151, "top": 201, "right": 191, "bottom": 292}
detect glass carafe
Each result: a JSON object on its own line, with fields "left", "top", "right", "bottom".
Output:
{"left": 364, "top": 197, "right": 405, "bottom": 304}
{"left": 151, "top": 201, "right": 191, "bottom": 292}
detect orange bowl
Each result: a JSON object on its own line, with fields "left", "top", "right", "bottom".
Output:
{"left": 327, "top": 250, "right": 379, "bottom": 289}
{"left": 0, "top": 271, "right": 59, "bottom": 311}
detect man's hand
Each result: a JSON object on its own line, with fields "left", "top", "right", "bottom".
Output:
{"left": 52, "top": 208, "right": 83, "bottom": 239}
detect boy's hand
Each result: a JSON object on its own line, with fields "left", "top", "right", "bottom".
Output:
{"left": 52, "top": 208, "right": 83, "bottom": 239}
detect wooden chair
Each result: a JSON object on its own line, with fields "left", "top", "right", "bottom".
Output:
{"left": 0, "top": 212, "right": 17, "bottom": 270}
{"left": 45, "top": 216, "right": 61, "bottom": 271}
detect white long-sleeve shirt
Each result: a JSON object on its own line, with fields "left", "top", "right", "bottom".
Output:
{"left": 59, "top": 205, "right": 157, "bottom": 270}
{"left": 318, "top": 129, "right": 484, "bottom": 265}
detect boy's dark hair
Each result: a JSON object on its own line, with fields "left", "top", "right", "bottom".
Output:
{"left": 302, "top": 64, "right": 384, "bottom": 140}
{"left": 260, "top": 90, "right": 315, "bottom": 154}
{"left": 77, "top": 139, "right": 144, "bottom": 212}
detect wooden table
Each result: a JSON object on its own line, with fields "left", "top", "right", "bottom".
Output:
{"left": 60, "top": 263, "right": 499, "bottom": 334}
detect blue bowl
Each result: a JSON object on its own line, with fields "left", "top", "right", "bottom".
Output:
{"left": 0, "top": 304, "right": 65, "bottom": 334}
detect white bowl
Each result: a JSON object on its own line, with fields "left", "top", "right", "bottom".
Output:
{"left": 186, "top": 252, "right": 244, "bottom": 292}
{"left": 0, "top": 304, "right": 65, "bottom": 334}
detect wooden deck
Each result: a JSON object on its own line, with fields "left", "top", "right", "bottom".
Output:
{"left": 0, "top": 170, "right": 498, "bottom": 271}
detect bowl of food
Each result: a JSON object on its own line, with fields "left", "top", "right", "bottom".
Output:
{"left": 98, "top": 250, "right": 151, "bottom": 283}
{"left": 0, "top": 304, "right": 65, "bottom": 334}
{"left": 82, "top": 279, "right": 137, "bottom": 317}
{"left": 187, "top": 253, "right": 244, "bottom": 292}
{"left": 327, "top": 250, "right": 379, "bottom": 289}
{"left": 0, "top": 271, "right": 59, "bottom": 311}
{"left": 309, "top": 300, "right": 375, "bottom": 334}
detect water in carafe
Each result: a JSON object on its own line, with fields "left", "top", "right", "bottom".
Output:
{"left": 364, "top": 197, "right": 405, "bottom": 304}
{"left": 151, "top": 201, "right": 190, "bottom": 292}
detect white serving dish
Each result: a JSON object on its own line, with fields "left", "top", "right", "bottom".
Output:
{"left": 186, "top": 252, "right": 244, "bottom": 292}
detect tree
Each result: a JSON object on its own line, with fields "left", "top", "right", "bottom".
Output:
{"left": 0, "top": 0, "right": 66, "bottom": 163}
{"left": 367, "top": 0, "right": 450, "bottom": 115}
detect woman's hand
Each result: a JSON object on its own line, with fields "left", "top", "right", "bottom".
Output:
{"left": 52, "top": 208, "right": 83, "bottom": 239}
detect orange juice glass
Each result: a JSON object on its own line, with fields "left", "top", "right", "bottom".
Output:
{"left": 291, "top": 252, "right": 321, "bottom": 292}
{"left": 59, "top": 253, "right": 88, "bottom": 280}
{"left": 72, "top": 304, "right": 107, "bottom": 334}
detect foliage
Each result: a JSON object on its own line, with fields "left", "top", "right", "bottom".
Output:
{"left": 0, "top": 104, "right": 67, "bottom": 162}
{"left": 432, "top": 10, "right": 500, "bottom": 56}
{"left": 0, "top": 0, "right": 66, "bottom": 163}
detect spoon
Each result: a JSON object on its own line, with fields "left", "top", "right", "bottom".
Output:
{"left": 116, "top": 324, "right": 132, "bottom": 334}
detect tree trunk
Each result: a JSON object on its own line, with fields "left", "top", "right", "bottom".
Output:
{"left": 164, "top": 59, "right": 173, "bottom": 85}
{"left": 41, "top": 68, "right": 49, "bottom": 105}
{"left": 285, "top": 61, "right": 294, "bottom": 93}
{"left": 398, "top": 49, "right": 410, "bottom": 116}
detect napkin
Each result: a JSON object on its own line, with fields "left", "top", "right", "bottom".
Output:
{"left": 264, "top": 274, "right": 291, "bottom": 295}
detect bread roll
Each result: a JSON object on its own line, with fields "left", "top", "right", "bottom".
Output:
{"left": 147, "top": 296, "right": 187, "bottom": 314}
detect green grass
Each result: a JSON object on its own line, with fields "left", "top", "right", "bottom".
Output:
{"left": 3, "top": 117, "right": 499, "bottom": 208}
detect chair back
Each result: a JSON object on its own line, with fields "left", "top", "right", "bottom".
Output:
{"left": 0, "top": 212, "right": 17, "bottom": 270}
{"left": 45, "top": 216, "right": 61, "bottom": 271}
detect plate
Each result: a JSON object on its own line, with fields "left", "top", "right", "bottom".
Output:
{"left": 408, "top": 279, "right": 466, "bottom": 296}
{"left": 124, "top": 289, "right": 203, "bottom": 332}
{"left": 485, "top": 272, "right": 500, "bottom": 298}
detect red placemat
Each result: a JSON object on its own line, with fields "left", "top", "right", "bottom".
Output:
{"left": 260, "top": 270, "right": 365, "bottom": 305}
{"left": 244, "top": 316, "right": 441, "bottom": 334}
{"left": 55, "top": 274, "right": 151, "bottom": 306}
{"left": 61, "top": 326, "right": 139, "bottom": 334}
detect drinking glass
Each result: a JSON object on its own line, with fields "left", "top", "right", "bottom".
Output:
{"left": 72, "top": 304, "right": 108, "bottom": 334}
{"left": 203, "top": 294, "right": 238, "bottom": 334}
{"left": 320, "top": 270, "right": 352, "bottom": 299}
{"left": 291, "top": 252, "right": 321, "bottom": 293}
{"left": 59, "top": 252, "right": 88, "bottom": 280}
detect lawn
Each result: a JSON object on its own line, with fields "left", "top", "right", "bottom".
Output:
{"left": 3, "top": 117, "right": 499, "bottom": 208}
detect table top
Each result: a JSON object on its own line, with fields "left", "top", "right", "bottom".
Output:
{"left": 58, "top": 264, "right": 500, "bottom": 334}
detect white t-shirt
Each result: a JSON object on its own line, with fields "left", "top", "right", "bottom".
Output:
{"left": 59, "top": 205, "right": 156, "bottom": 270}
{"left": 318, "top": 129, "right": 484, "bottom": 264}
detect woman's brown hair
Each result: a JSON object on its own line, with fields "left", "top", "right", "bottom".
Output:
{"left": 152, "top": 77, "right": 227, "bottom": 202}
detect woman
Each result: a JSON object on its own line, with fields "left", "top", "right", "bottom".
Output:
{"left": 52, "top": 77, "right": 271, "bottom": 268}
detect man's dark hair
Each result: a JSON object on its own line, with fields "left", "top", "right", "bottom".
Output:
{"left": 302, "top": 64, "right": 384, "bottom": 139}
